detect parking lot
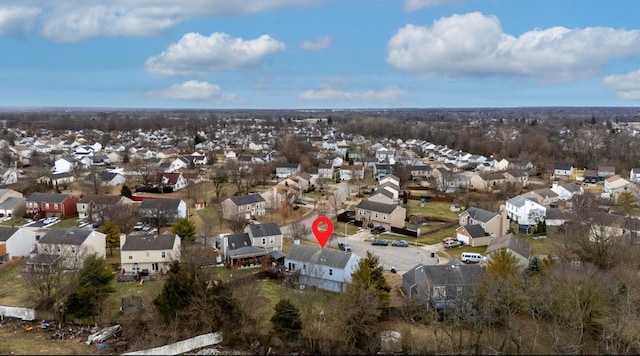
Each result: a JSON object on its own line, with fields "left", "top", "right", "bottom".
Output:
{"left": 331, "top": 230, "right": 441, "bottom": 273}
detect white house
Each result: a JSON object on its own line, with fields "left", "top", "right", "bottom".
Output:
{"left": 630, "top": 168, "right": 640, "bottom": 184}
{"left": 27, "top": 228, "right": 106, "bottom": 271}
{"left": 551, "top": 182, "right": 584, "bottom": 201}
{"left": 52, "top": 157, "right": 76, "bottom": 174}
{"left": 0, "top": 226, "right": 37, "bottom": 263}
{"left": 505, "top": 195, "right": 546, "bottom": 226}
{"left": 285, "top": 245, "right": 360, "bottom": 293}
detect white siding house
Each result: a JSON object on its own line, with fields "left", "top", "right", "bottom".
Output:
{"left": 285, "top": 245, "right": 360, "bottom": 293}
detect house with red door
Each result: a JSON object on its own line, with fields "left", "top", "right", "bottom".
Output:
{"left": 25, "top": 192, "right": 79, "bottom": 219}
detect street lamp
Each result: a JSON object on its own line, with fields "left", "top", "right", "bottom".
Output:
{"left": 345, "top": 219, "right": 356, "bottom": 237}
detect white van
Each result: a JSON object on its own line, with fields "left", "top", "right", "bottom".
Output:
{"left": 461, "top": 252, "right": 486, "bottom": 264}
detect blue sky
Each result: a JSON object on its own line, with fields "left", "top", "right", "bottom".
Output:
{"left": 1, "top": 0, "right": 640, "bottom": 109}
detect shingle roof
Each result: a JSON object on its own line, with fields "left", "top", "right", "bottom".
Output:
{"left": 227, "top": 233, "right": 251, "bottom": 250}
{"left": 227, "top": 246, "right": 268, "bottom": 258}
{"left": 464, "top": 207, "right": 498, "bottom": 223}
{"left": 140, "top": 198, "right": 182, "bottom": 210}
{"left": 486, "top": 233, "right": 531, "bottom": 259}
{"left": 78, "top": 194, "right": 124, "bottom": 205}
{"left": 462, "top": 224, "right": 487, "bottom": 238}
{"left": 0, "top": 226, "right": 19, "bottom": 242}
{"left": 0, "top": 197, "right": 24, "bottom": 209}
{"left": 356, "top": 200, "right": 398, "bottom": 214}
{"left": 39, "top": 228, "right": 94, "bottom": 245}
{"left": 121, "top": 234, "right": 177, "bottom": 251}
{"left": 286, "top": 245, "right": 354, "bottom": 269}
{"left": 26, "top": 192, "right": 73, "bottom": 203}
{"left": 246, "top": 222, "right": 282, "bottom": 238}
{"left": 229, "top": 194, "right": 265, "bottom": 206}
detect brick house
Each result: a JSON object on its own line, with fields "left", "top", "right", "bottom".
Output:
{"left": 25, "top": 192, "right": 79, "bottom": 219}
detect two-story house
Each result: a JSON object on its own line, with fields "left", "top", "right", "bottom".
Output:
{"left": 139, "top": 198, "right": 187, "bottom": 226}
{"left": 77, "top": 194, "right": 134, "bottom": 223}
{"left": 275, "top": 163, "right": 301, "bottom": 179}
{"left": 25, "top": 192, "right": 79, "bottom": 219}
{"left": 402, "top": 262, "right": 484, "bottom": 311}
{"left": 505, "top": 195, "right": 546, "bottom": 226}
{"left": 550, "top": 182, "right": 584, "bottom": 201}
{"left": 485, "top": 233, "right": 531, "bottom": 270}
{"left": 120, "top": 233, "right": 181, "bottom": 275}
{"left": 0, "top": 226, "right": 37, "bottom": 263}
{"left": 27, "top": 228, "right": 106, "bottom": 271}
{"left": 285, "top": 245, "right": 360, "bottom": 293}
{"left": 522, "top": 188, "right": 560, "bottom": 207}
{"left": 553, "top": 163, "right": 574, "bottom": 180}
{"left": 221, "top": 194, "right": 266, "bottom": 220}
{"left": 52, "top": 157, "right": 76, "bottom": 174}
{"left": 244, "top": 222, "right": 283, "bottom": 252}
{"left": 157, "top": 172, "right": 189, "bottom": 191}
{"left": 355, "top": 200, "right": 406, "bottom": 231}
{"left": 458, "top": 206, "right": 508, "bottom": 244}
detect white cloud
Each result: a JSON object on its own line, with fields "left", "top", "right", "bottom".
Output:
{"left": 403, "top": 0, "right": 448, "bottom": 12}
{"left": 0, "top": 6, "right": 40, "bottom": 35}
{"left": 0, "top": 0, "right": 323, "bottom": 42}
{"left": 145, "top": 80, "right": 247, "bottom": 103}
{"left": 602, "top": 70, "right": 640, "bottom": 100}
{"left": 144, "top": 32, "right": 286, "bottom": 77}
{"left": 386, "top": 12, "right": 640, "bottom": 82}
{"left": 299, "top": 76, "right": 405, "bottom": 103}
{"left": 300, "top": 35, "right": 332, "bottom": 51}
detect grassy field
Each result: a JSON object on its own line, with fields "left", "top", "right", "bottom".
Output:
{"left": 0, "top": 259, "right": 31, "bottom": 307}
{"left": 403, "top": 200, "right": 459, "bottom": 221}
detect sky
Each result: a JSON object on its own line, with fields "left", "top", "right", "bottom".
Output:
{"left": 1, "top": 0, "right": 640, "bottom": 110}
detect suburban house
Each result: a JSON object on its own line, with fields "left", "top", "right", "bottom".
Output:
{"left": 505, "top": 195, "right": 546, "bottom": 226}
{"left": 630, "top": 168, "right": 640, "bottom": 184}
{"left": 139, "top": 198, "right": 187, "bottom": 226}
{"left": 355, "top": 200, "right": 407, "bottom": 231}
{"left": 455, "top": 224, "right": 490, "bottom": 247}
{"left": 551, "top": 182, "right": 584, "bottom": 201}
{"left": 244, "top": 222, "right": 283, "bottom": 252}
{"left": 0, "top": 196, "right": 25, "bottom": 218}
{"left": 603, "top": 175, "right": 634, "bottom": 202}
{"left": 0, "top": 227, "right": 38, "bottom": 263}
{"left": 285, "top": 244, "right": 360, "bottom": 293}
{"left": 120, "top": 233, "right": 181, "bottom": 275}
{"left": 275, "top": 162, "right": 301, "bottom": 178}
{"left": 402, "top": 262, "right": 484, "bottom": 311}
{"left": 77, "top": 194, "right": 134, "bottom": 223}
{"left": 597, "top": 166, "right": 616, "bottom": 181}
{"left": 221, "top": 194, "right": 266, "bottom": 220}
{"left": 157, "top": 172, "right": 189, "bottom": 191}
{"left": 485, "top": 233, "right": 531, "bottom": 269}
{"left": 458, "top": 206, "right": 508, "bottom": 239}
{"left": 339, "top": 165, "right": 365, "bottom": 181}
{"left": 367, "top": 188, "right": 396, "bottom": 205}
{"left": 317, "top": 164, "right": 334, "bottom": 181}
{"left": 0, "top": 167, "right": 18, "bottom": 186}
{"left": 38, "top": 172, "right": 76, "bottom": 187}
{"left": 0, "top": 189, "right": 22, "bottom": 203}
{"left": 220, "top": 232, "right": 269, "bottom": 269}
{"left": 522, "top": 188, "right": 560, "bottom": 207}
{"left": 52, "top": 157, "right": 76, "bottom": 174}
{"left": 84, "top": 171, "right": 126, "bottom": 186}
{"left": 25, "top": 192, "right": 80, "bottom": 219}
{"left": 374, "top": 164, "right": 393, "bottom": 181}
{"left": 27, "top": 228, "right": 106, "bottom": 271}
{"left": 553, "top": 163, "right": 574, "bottom": 180}
{"left": 468, "top": 172, "right": 507, "bottom": 192}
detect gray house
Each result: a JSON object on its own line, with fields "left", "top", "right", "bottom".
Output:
{"left": 285, "top": 245, "right": 360, "bottom": 292}
{"left": 402, "top": 262, "right": 484, "bottom": 311}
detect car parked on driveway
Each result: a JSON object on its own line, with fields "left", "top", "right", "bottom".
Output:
{"left": 338, "top": 242, "right": 352, "bottom": 251}
{"left": 371, "top": 239, "right": 389, "bottom": 246}
{"left": 391, "top": 240, "right": 409, "bottom": 247}
{"left": 371, "top": 226, "right": 386, "bottom": 235}
{"left": 444, "top": 239, "right": 463, "bottom": 248}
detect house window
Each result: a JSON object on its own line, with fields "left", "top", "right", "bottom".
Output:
{"left": 161, "top": 251, "right": 166, "bottom": 258}
{"left": 129, "top": 255, "right": 133, "bottom": 260}
{"left": 262, "top": 238, "right": 266, "bottom": 245}
{"left": 433, "top": 286, "right": 446, "bottom": 299}
{"left": 71, "top": 246, "right": 76, "bottom": 254}
{"left": 152, "top": 263, "right": 158, "bottom": 271}
{"left": 269, "top": 237, "right": 274, "bottom": 244}
{"left": 457, "top": 286, "right": 463, "bottom": 296}
{"left": 374, "top": 213, "right": 378, "bottom": 219}
{"left": 146, "top": 252, "right": 150, "bottom": 257}
{"left": 45, "top": 203, "right": 50, "bottom": 209}
{"left": 383, "top": 215, "right": 387, "bottom": 220}
{"left": 329, "top": 269, "right": 333, "bottom": 276}
{"left": 56, "top": 245, "right": 61, "bottom": 253}
{"left": 53, "top": 204, "right": 58, "bottom": 209}
{"left": 303, "top": 264, "right": 306, "bottom": 270}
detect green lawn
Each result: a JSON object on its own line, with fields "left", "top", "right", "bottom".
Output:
{"left": 0, "top": 260, "right": 31, "bottom": 307}
{"left": 403, "top": 200, "right": 459, "bottom": 221}
{"left": 0, "top": 216, "right": 28, "bottom": 226}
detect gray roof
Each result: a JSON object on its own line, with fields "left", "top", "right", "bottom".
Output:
{"left": 486, "top": 233, "right": 531, "bottom": 259}
{"left": 121, "top": 234, "right": 177, "bottom": 251}
{"left": 286, "top": 245, "right": 354, "bottom": 269}
{"left": 78, "top": 194, "right": 124, "bottom": 205}
{"left": 276, "top": 162, "right": 300, "bottom": 169}
{"left": 39, "top": 228, "right": 94, "bottom": 245}
{"left": 0, "top": 196, "right": 24, "bottom": 209}
{"left": 560, "top": 183, "right": 582, "bottom": 193}
{"left": 545, "top": 208, "right": 564, "bottom": 220}
{"left": 227, "top": 246, "right": 268, "bottom": 258}
{"left": 356, "top": 200, "right": 398, "bottom": 214}
{"left": 507, "top": 195, "right": 530, "bottom": 208}
{"left": 530, "top": 188, "right": 558, "bottom": 199}
{"left": 0, "top": 226, "right": 19, "bottom": 242}
{"left": 370, "top": 188, "right": 394, "bottom": 199}
{"left": 246, "top": 222, "right": 282, "bottom": 238}
{"left": 403, "top": 263, "right": 484, "bottom": 299}
{"left": 463, "top": 207, "right": 498, "bottom": 223}
{"left": 227, "top": 233, "right": 251, "bottom": 250}
{"left": 462, "top": 224, "right": 487, "bottom": 238}
{"left": 140, "top": 198, "right": 183, "bottom": 210}
{"left": 26, "top": 192, "right": 73, "bottom": 203}
{"left": 269, "top": 250, "right": 286, "bottom": 260}
{"left": 554, "top": 163, "right": 572, "bottom": 170}
{"left": 229, "top": 194, "right": 265, "bottom": 206}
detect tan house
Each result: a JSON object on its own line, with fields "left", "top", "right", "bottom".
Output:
{"left": 458, "top": 206, "right": 508, "bottom": 243}
{"left": 27, "top": 228, "right": 106, "bottom": 271}
{"left": 355, "top": 200, "right": 406, "bottom": 231}
{"left": 77, "top": 194, "right": 134, "bottom": 223}
{"left": 221, "top": 194, "right": 266, "bottom": 220}
{"left": 485, "top": 233, "right": 531, "bottom": 269}
{"left": 244, "top": 222, "right": 283, "bottom": 252}
{"left": 522, "top": 188, "right": 560, "bottom": 207}
{"left": 120, "top": 233, "right": 181, "bottom": 275}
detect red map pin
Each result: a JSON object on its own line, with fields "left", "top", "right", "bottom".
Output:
{"left": 311, "top": 216, "right": 334, "bottom": 248}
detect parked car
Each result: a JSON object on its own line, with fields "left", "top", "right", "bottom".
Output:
{"left": 338, "top": 242, "right": 352, "bottom": 252}
{"left": 371, "top": 226, "right": 386, "bottom": 235}
{"left": 134, "top": 221, "right": 145, "bottom": 231}
{"left": 371, "top": 239, "right": 389, "bottom": 246}
{"left": 392, "top": 240, "right": 409, "bottom": 247}
{"left": 444, "top": 239, "right": 462, "bottom": 248}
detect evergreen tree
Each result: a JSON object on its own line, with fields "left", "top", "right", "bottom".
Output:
{"left": 99, "top": 221, "right": 120, "bottom": 256}
{"left": 154, "top": 261, "right": 196, "bottom": 323}
{"left": 65, "top": 255, "right": 115, "bottom": 319}
{"left": 351, "top": 251, "right": 391, "bottom": 307}
{"left": 120, "top": 184, "right": 133, "bottom": 198}
{"left": 271, "top": 299, "right": 302, "bottom": 342}
{"left": 172, "top": 218, "right": 197, "bottom": 243}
